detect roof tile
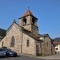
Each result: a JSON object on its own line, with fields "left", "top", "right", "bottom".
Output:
{"left": 23, "top": 10, "right": 33, "bottom": 17}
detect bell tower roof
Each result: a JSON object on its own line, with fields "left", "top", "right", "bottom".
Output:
{"left": 23, "top": 10, "right": 33, "bottom": 17}
{"left": 19, "top": 10, "right": 38, "bottom": 19}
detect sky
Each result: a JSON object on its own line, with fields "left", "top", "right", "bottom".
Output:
{"left": 0, "top": 0, "right": 60, "bottom": 38}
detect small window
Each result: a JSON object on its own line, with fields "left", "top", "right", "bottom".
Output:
{"left": 55, "top": 48, "right": 58, "bottom": 50}
{"left": 27, "top": 40, "right": 29, "bottom": 47}
{"left": 10, "top": 36, "right": 15, "bottom": 47}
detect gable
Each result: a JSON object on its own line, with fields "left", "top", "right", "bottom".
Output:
{"left": 45, "top": 36, "right": 51, "bottom": 41}
{"left": 0, "top": 22, "right": 23, "bottom": 48}
{"left": 7, "top": 22, "right": 22, "bottom": 33}
{"left": 39, "top": 34, "right": 51, "bottom": 40}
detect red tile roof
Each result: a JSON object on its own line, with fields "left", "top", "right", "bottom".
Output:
{"left": 19, "top": 10, "right": 38, "bottom": 19}
{"left": 53, "top": 41, "right": 60, "bottom": 45}
{"left": 23, "top": 10, "right": 33, "bottom": 17}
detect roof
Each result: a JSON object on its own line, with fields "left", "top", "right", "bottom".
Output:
{"left": 39, "top": 34, "right": 49, "bottom": 37}
{"left": 23, "top": 10, "right": 33, "bottom": 17}
{"left": 39, "top": 34, "right": 55, "bottom": 45}
{"left": 53, "top": 41, "right": 60, "bottom": 45}
{"left": 19, "top": 10, "right": 38, "bottom": 19}
{"left": 23, "top": 29, "right": 42, "bottom": 42}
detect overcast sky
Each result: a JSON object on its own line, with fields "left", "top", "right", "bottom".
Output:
{"left": 0, "top": 0, "right": 60, "bottom": 38}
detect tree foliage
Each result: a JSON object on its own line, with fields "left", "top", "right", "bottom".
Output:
{"left": 0, "top": 28, "right": 6, "bottom": 37}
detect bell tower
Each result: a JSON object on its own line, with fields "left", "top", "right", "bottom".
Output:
{"left": 19, "top": 10, "right": 39, "bottom": 37}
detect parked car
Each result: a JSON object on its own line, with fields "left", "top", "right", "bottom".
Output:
{"left": 0, "top": 49, "right": 6, "bottom": 57}
{"left": 6, "top": 50, "right": 17, "bottom": 57}
{"left": 0, "top": 48, "right": 17, "bottom": 57}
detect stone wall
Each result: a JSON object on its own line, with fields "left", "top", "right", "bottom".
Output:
{"left": 36, "top": 41, "right": 42, "bottom": 55}
{"left": 41, "top": 37, "right": 51, "bottom": 55}
{"left": 0, "top": 23, "right": 23, "bottom": 53}
{"left": 23, "top": 25, "right": 32, "bottom": 32}
{"left": 32, "top": 25, "right": 38, "bottom": 37}
{"left": 22, "top": 33, "right": 36, "bottom": 56}
{"left": 51, "top": 44, "right": 55, "bottom": 54}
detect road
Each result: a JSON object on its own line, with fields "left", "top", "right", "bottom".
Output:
{"left": 0, "top": 56, "right": 45, "bottom": 60}
{"left": 37, "top": 52, "right": 60, "bottom": 59}
{"left": 0, "top": 52, "right": 60, "bottom": 60}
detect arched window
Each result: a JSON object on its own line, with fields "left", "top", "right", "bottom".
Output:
{"left": 10, "top": 36, "right": 15, "bottom": 47}
{"left": 23, "top": 18, "right": 27, "bottom": 25}
{"left": 32, "top": 18, "right": 35, "bottom": 25}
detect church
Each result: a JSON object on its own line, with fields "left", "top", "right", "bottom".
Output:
{"left": 0, "top": 10, "right": 55, "bottom": 56}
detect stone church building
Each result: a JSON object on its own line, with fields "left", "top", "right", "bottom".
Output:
{"left": 0, "top": 10, "right": 55, "bottom": 56}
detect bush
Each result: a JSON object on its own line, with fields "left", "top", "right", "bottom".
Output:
{"left": 2, "top": 46, "right": 7, "bottom": 48}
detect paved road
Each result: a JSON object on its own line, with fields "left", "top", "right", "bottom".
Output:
{"left": 0, "top": 52, "right": 60, "bottom": 60}
{"left": 37, "top": 52, "right": 60, "bottom": 59}
{"left": 0, "top": 56, "right": 45, "bottom": 60}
